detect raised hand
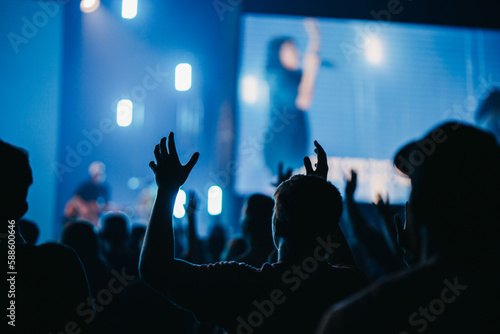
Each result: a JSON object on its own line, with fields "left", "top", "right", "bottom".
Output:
{"left": 273, "top": 162, "right": 293, "bottom": 187}
{"left": 185, "top": 190, "right": 198, "bottom": 217}
{"left": 345, "top": 170, "right": 357, "bottom": 199}
{"left": 304, "top": 140, "right": 328, "bottom": 179}
{"left": 149, "top": 132, "right": 199, "bottom": 190}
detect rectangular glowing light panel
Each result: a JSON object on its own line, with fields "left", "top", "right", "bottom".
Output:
{"left": 175, "top": 63, "right": 192, "bottom": 91}
{"left": 122, "top": 0, "right": 137, "bottom": 19}
{"left": 117, "top": 99, "right": 133, "bottom": 127}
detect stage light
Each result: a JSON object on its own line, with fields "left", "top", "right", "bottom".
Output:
{"left": 122, "top": 0, "right": 138, "bottom": 19}
{"left": 80, "top": 0, "right": 100, "bottom": 13}
{"left": 241, "top": 75, "right": 258, "bottom": 104}
{"left": 127, "top": 177, "right": 140, "bottom": 190}
{"left": 117, "top": 99, "right": 133, "bottom": 127}
{"left": 175, "top": 63, "right": 192, "bottom": 91}
{"left": 173, "top": 189, "right": 187, "bottom": 219}
{"left": 365, "top": 37, "right": 382, "bottom": 64}
{"left": 207, "top": 186, "right": 222, "bottom": 215}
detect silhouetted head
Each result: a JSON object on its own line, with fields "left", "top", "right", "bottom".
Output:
{"left": 61, "top": 220, "right": 99, "bottom": 259}
{"left": 0, "top": 140, "right": 33, "bottom": 221}
{"left": 273, "top": 175, "right": 343, "bottom": 253}
{"left": 128, "top": 224, "right": 146, "bottom": 254}
{"left": 241, "top": 194, "right": 274, "bottom": 247}
{"left": 89, "top": 161, "right": 106, "bottom": 184}
{"left": 18, "top": 219, "right": 39, "bottom": 244}
{"left": 475, "top": 89, "right": 500, "bottom": 143}
{"left": 394, "top": 121, "right": 500, "bottom": 254}
{"left": 100, "top": 212, "right": 130, "bottom": 248}
{"left": 267, "top": 37, "right": 300, "bottom": 72}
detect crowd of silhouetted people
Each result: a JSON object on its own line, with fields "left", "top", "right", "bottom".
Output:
{"left": 2, "top": 111, "right": 500, "bottom": 333}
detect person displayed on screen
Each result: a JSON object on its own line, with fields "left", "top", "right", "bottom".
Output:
{"left": 264, "top": 18, "right": 321, "bottom": 171}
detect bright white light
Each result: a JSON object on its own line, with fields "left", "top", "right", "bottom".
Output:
{"left": 241, "top": 75, "right": 258, "bottom": 104}
{"left": 207, "top": 186, "right": 222, "bottom": 216}
{"left": 365, "top": 37, "right": 382, "bottom": 64}
{"left": 175, "top": 63, "right": 192, "bottom": 91}
{"left": 173, "top": 189, "right": 187, "bottom": 219}
{"left": 117, "top": 99, "right": 133, "bottom": 127}
{"left": 80, "top": 0, "right": 100, "bottom": 13}
{"left": 122, "top": 0, "right": 138, "bottom": 19}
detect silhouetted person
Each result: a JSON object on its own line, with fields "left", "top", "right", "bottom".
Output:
{"left": 128, "top": 223, "right": 147, "bottom": 264}
{"left": 65, "top": 161, "right": 111, "bottom": 225}
{"left": 99, "top": 212, "right": 137, "bottom": 276}
{"left": 317, "top": 122, "right": 500, "bottom": 333}
{"left": 0, "top": 140, "right": 94, "bottom": 334}
{"left": 221, "top": 236, "right": 247, "bottom": 261}
{"left": 139, "top": 133, "right": 368, "bottom": 333}
{"left": 207, "top": 223, "right": 227, "bottom": 263}
{"left": 61, "top": 220, "right": 112, "bottom": 297}
{"left": 17, "top": 218, "right": 39, "bottom": 244}
{"left": 235, "top": 194, "right": 275, "bottom": 267}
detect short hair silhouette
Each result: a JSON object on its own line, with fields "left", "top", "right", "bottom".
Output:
{"left": 273, "top": 174, "right": 342, "bottom": 252}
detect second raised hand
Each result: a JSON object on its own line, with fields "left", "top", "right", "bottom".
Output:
{"left": 304, "top": 140, "right": 328, "bottom": 179}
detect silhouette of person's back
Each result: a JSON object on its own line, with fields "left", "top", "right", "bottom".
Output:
{"left": 0, "top": 140, "right": 94, "bottom": 334}
{"left": 317, "top": 122, "right": 500, "bottom": 333}
{"left": 139, "top": 133, "right": 369, "bottom": 333}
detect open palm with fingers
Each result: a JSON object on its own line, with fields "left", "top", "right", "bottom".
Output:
{"left": 149, "top": 132, "right": 199, "bottom": 190}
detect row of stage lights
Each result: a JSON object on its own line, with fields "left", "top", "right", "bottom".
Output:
{"left": 80, "top": 0, "right": 137, "bottom": 19}
{"left": 117, "top": 63, "right": 192, "bottom": 127}
{"left": 79, "top": 1, "right": 219, "bottom": 217}
{"left": 80, "top": 2, "right": 193, "bottom": 128}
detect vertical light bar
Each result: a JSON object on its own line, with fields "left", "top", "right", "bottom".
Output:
{"left": 173, "top": 189, "right": 187, "bottom": 219}
{"left": 122, "top": 0, "right": 138, "bottom": 19}
{"left": 241, "top": 75, "right": 258, "bottom": 104}
{"left": 175, "top": 63, "right": 192, "bottom": 91}
{"left": 117, "top": 99, "right": 133, "bottom": 127}
{"left": 207, "top": 186, "right": 222, "bottom": 215}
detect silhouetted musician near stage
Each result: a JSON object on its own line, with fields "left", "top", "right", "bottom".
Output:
{"left": 64, "top": 161, "right": 110, "bottom": 226}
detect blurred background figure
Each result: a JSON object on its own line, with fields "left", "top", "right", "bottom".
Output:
{"left": 235, "top": 194, "right": 275, "bottom": 267}
{"left": 476, "top": 88, "right": 500, "bottom": 144}
{"left": 61, "top": 220, "right": 112, "bottom": 297}
{"left": 99, "top": 212, "right": 137, "bottom": 275}
{"left": 64, "top": 161, "right": 111, "bottom": 226}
